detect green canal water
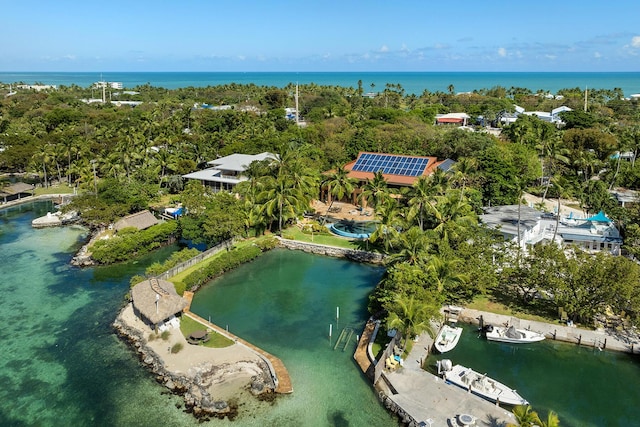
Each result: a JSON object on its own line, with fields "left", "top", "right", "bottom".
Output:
{"left": 428, "top": 323, "right": 640, "bottom": 427}
{"left": 189, "top": 249, "right": 397, "bottom": 426}
{"left": 3, "top": 201, "right": 638, "bottom": 426}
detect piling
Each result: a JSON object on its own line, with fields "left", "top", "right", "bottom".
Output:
{"left": 578, "top": 334, "right": 582, "bottom": 345}
{"left": 604, "top": 338, "right": 607, "bottom": 350}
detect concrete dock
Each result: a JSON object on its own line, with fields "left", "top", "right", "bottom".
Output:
{"left": 380, "top": 332, "right": 515, "bottom": 427}
{"left": 363, "top": 307, "right": 640, "bottom": 426}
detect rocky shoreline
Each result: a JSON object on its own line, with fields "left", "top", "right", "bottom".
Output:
{"left": 113, "top": 305, "right": 276, "bottom": 421}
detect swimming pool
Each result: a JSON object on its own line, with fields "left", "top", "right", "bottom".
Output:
{"left": 329, "top": 220, "right": 377, "bottom": 239}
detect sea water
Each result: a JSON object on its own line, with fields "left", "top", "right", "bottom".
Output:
{"left": 0, "top": 202, "right": 196, "bottom": 426}
{"left": 1, "top": 71, "right": 638, "bottom": 96}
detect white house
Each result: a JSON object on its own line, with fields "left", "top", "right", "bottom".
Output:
{"left": 480, "top": 205, "right": 622, "bottom": 255}
{"left": 182, "top": 152, "right": 276, "bottom": 192}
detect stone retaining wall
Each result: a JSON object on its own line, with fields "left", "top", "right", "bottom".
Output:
{"left": 277, "top": 238, "right": 385, "bottom": 264}
{"left": 113, "top": 309, "right": 274, "bottom": 420}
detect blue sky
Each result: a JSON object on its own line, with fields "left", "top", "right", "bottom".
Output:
{"left": 2, "top": 0, "right": 639, "bottom": 72}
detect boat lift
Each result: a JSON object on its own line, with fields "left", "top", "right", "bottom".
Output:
{"left": 333, "top": 326, "right": 355, "bottom": 351}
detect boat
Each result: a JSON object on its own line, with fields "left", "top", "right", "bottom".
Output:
{"left": 483, "top": 324, "right": 545, "bottom": 344}
{"left": 437, "top": 359, "right": 528, "bottom": 406}
{"left": 434, "top": 323, "right": 463, "bottom": 353}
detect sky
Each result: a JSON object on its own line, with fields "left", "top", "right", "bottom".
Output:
{"left": 2, "top": 0, "right": 640, "bottom": 72}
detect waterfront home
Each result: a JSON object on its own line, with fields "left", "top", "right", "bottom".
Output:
{"left": 182, "top": 152, "right": 276, "bottom": 192}
{"left": 480, "top": 205, "right": 622, "bottom": 255}
{"left": 0, "top": 182, "right": 35, "bottom": 204}
{"left": 130, "top": 278, "right": 188, "bottom": 331}
{"left": 322, "top": 152, "right": 455, "bottom": 205}
{"left": 114, "top": 210, "right": 159, "bottom": 232}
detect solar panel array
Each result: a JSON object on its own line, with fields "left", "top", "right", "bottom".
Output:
{"left": 351, "top": 153, "right": 429, "bottom": 176}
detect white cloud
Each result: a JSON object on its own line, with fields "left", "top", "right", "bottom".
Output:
{"left": 594, "top": 52, "right": 602, "bottom": 58}
{"left": 380, "top": 45, "right": 389, "bottom": 52}
{"left": 498, "top": 47, "right": 507, "bottom": 57}
{"left": 632, "top": 36, "right": 640, "bottom": 48}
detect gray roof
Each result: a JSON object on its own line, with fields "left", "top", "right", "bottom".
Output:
{"left": 114, "top": 210, "right": 159, "bottom": 232}
{"left": 0, "top": 182, "right": 35, "bottom": 197}
{"left": 437, "top": 159, "right": 456, "bottom": 172}
{"left": 205, "top": 152, "right": 276, "bottom": 172}
{"left": 131, "top": 278, "right": 187, "bottom": 325}
{"left": 480, "top": 205, "right": 543, "bottom": 238}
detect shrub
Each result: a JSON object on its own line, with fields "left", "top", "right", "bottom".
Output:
{"left": 91, "top": 221, "right": 179, "bottom": 264}
{"left": 160, "top": 330, "right": 171, "bottom": 341}
{"left": 171, "top": 343, "right": 183, "bottom": 354}
{"left": 183, "top": 245, "right": 263, "bottom": 291}
{"left": 255, "top": 236, "right": 278, "bottom": 251}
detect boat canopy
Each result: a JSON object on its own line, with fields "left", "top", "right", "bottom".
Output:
{"left": 586, "top": 211, "right": 611, "bottom": 223}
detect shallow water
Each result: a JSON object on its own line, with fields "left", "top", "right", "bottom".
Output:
{"left": 428, "top": 323, "right": 640, "bottom": 427}
{"left": 190, "top": 249, "right": 397, "bottom": 426}
{"left": 0, "top": 202, "right": 197, "bottom": 427}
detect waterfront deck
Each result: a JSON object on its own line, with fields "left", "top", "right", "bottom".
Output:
{"left": 379, "top": 332, "right": 515, "bottom": 426}
{"left": 182, "top": 292, "right": 292, "bottom": 394}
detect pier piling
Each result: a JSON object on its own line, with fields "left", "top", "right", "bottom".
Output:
{"left": 578, "top": 334, "right": 582, "bottom": 345}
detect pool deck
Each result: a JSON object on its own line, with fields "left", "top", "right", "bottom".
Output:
{"left": 182, "top": 291, "right": 293, "bottom": 394}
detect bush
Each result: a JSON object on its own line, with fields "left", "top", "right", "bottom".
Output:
{"left": 183, "top": 245, "right": 263, "bottom": 291}
{"left": 160, "top": 330, "right": 171, "bottom": 341}
{"left": 255, "top": 236, "right": 278, "bottom": 251}
{"left": 171, "top": 343, "right": 183, "bottom": 354}
{"left": 145, "top": 247, "right": 201, "bottom": 276}
{"left": 91, "top": 221, "right": 179, "bottom": 264}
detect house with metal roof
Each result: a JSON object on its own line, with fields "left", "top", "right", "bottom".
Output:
{"left": 480, "top": 205, "right": 622, "bottom": 255}
{"left": 183, "top": 152, "right": 276, "bottom": 192}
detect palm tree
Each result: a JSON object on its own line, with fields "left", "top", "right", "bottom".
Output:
{"left": 386, "top": 226, "right": 431, "bottom": 266}
{"left": 407, "top": 176, "right": 433, "bottom": 231}
{"left": 386, "top": 294, "right": 439, "bottom": 347}
{"left": 322, "top": 168, "right": 356, "bottom": 220}
{"left": 360, "top": 170, "right": 390, "bottom": 210}
{"left": 424, "top": 255, "right": 467, "bottom": 294}
{"left": 426, "top": 192, "right": 476, "bottom": 248}
{"left": 537, "top": 133, "right": 569, "bottom": 203}
{"left": 509, "top": 405, "right": 540, "bottom": 427}
{"left": 451, "top": 157, "right": 478, "bottom": 200}
{"left": 369, "top": 197, "right": 402, "bottom": 251}
{"left": 551, "top": 175, "right": 570, "bottom": 243}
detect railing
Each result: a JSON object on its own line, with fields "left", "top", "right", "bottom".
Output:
{"left": 154, "top": 239, "right": 234, "bottom": 281}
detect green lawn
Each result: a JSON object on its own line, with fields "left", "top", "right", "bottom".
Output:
{"left": 34, "top": 186, "right": 75, "bottom": 196}
{"left": 283, "top": 226, "right": 367, "bottom": 250}
{"left": 467, "top": 294, "right": 560, "bottom": 324}
{"left": 180, "top": 315, "right": 234, "bottom": 348}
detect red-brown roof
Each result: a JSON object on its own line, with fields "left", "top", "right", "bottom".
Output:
{"left": 342, "top": 152, "right": 444, "bottom": 187}
{"left": 436, "top": 117, "right": 464, "bottom": 123}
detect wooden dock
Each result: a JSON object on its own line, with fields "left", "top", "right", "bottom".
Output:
{"left": 181, "top": 299, "right": 292, "bottom": 394}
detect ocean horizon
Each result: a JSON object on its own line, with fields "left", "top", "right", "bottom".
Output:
{"left": 1, "top": 71, "right": 639, "bottom": 96}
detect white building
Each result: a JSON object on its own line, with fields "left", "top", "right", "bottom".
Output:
{"left": 480, "top": 205, "right": 622, "bottom": 255}
{"left": 182, "top": 152, "right": 276, "bottom": 192}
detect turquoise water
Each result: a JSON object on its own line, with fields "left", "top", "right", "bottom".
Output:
{"left": 1, "top": 71, "right": 638, "bottom": 95}
{"left": 428, "top": 323, "right": 640, "bottom": 427}
{"left": 189, "top": 249, "right": 396, "bottom": 426}
{"left": 0, "top": 202, "right": 198, "bottom": 427}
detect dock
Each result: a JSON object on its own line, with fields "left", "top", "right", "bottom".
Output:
{"left": 182, "top": 291, "right": 292, "bottom": 394}
{"left": 378, "top": 332, "right": 515, "bottom": 426}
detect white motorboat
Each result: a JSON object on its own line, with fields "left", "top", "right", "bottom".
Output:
{"left": 434, "top": 324, "right": 463, "bottom": 353}
{"left": 483, "top": 324, "right": 545, "bottom": 344}
{"left": 437, "top": 359, "right": 528, "bottom": 406}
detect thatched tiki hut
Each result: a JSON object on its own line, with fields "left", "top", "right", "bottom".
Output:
{"left": 131, "top": 278, "right": 187, "bottom": 331}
